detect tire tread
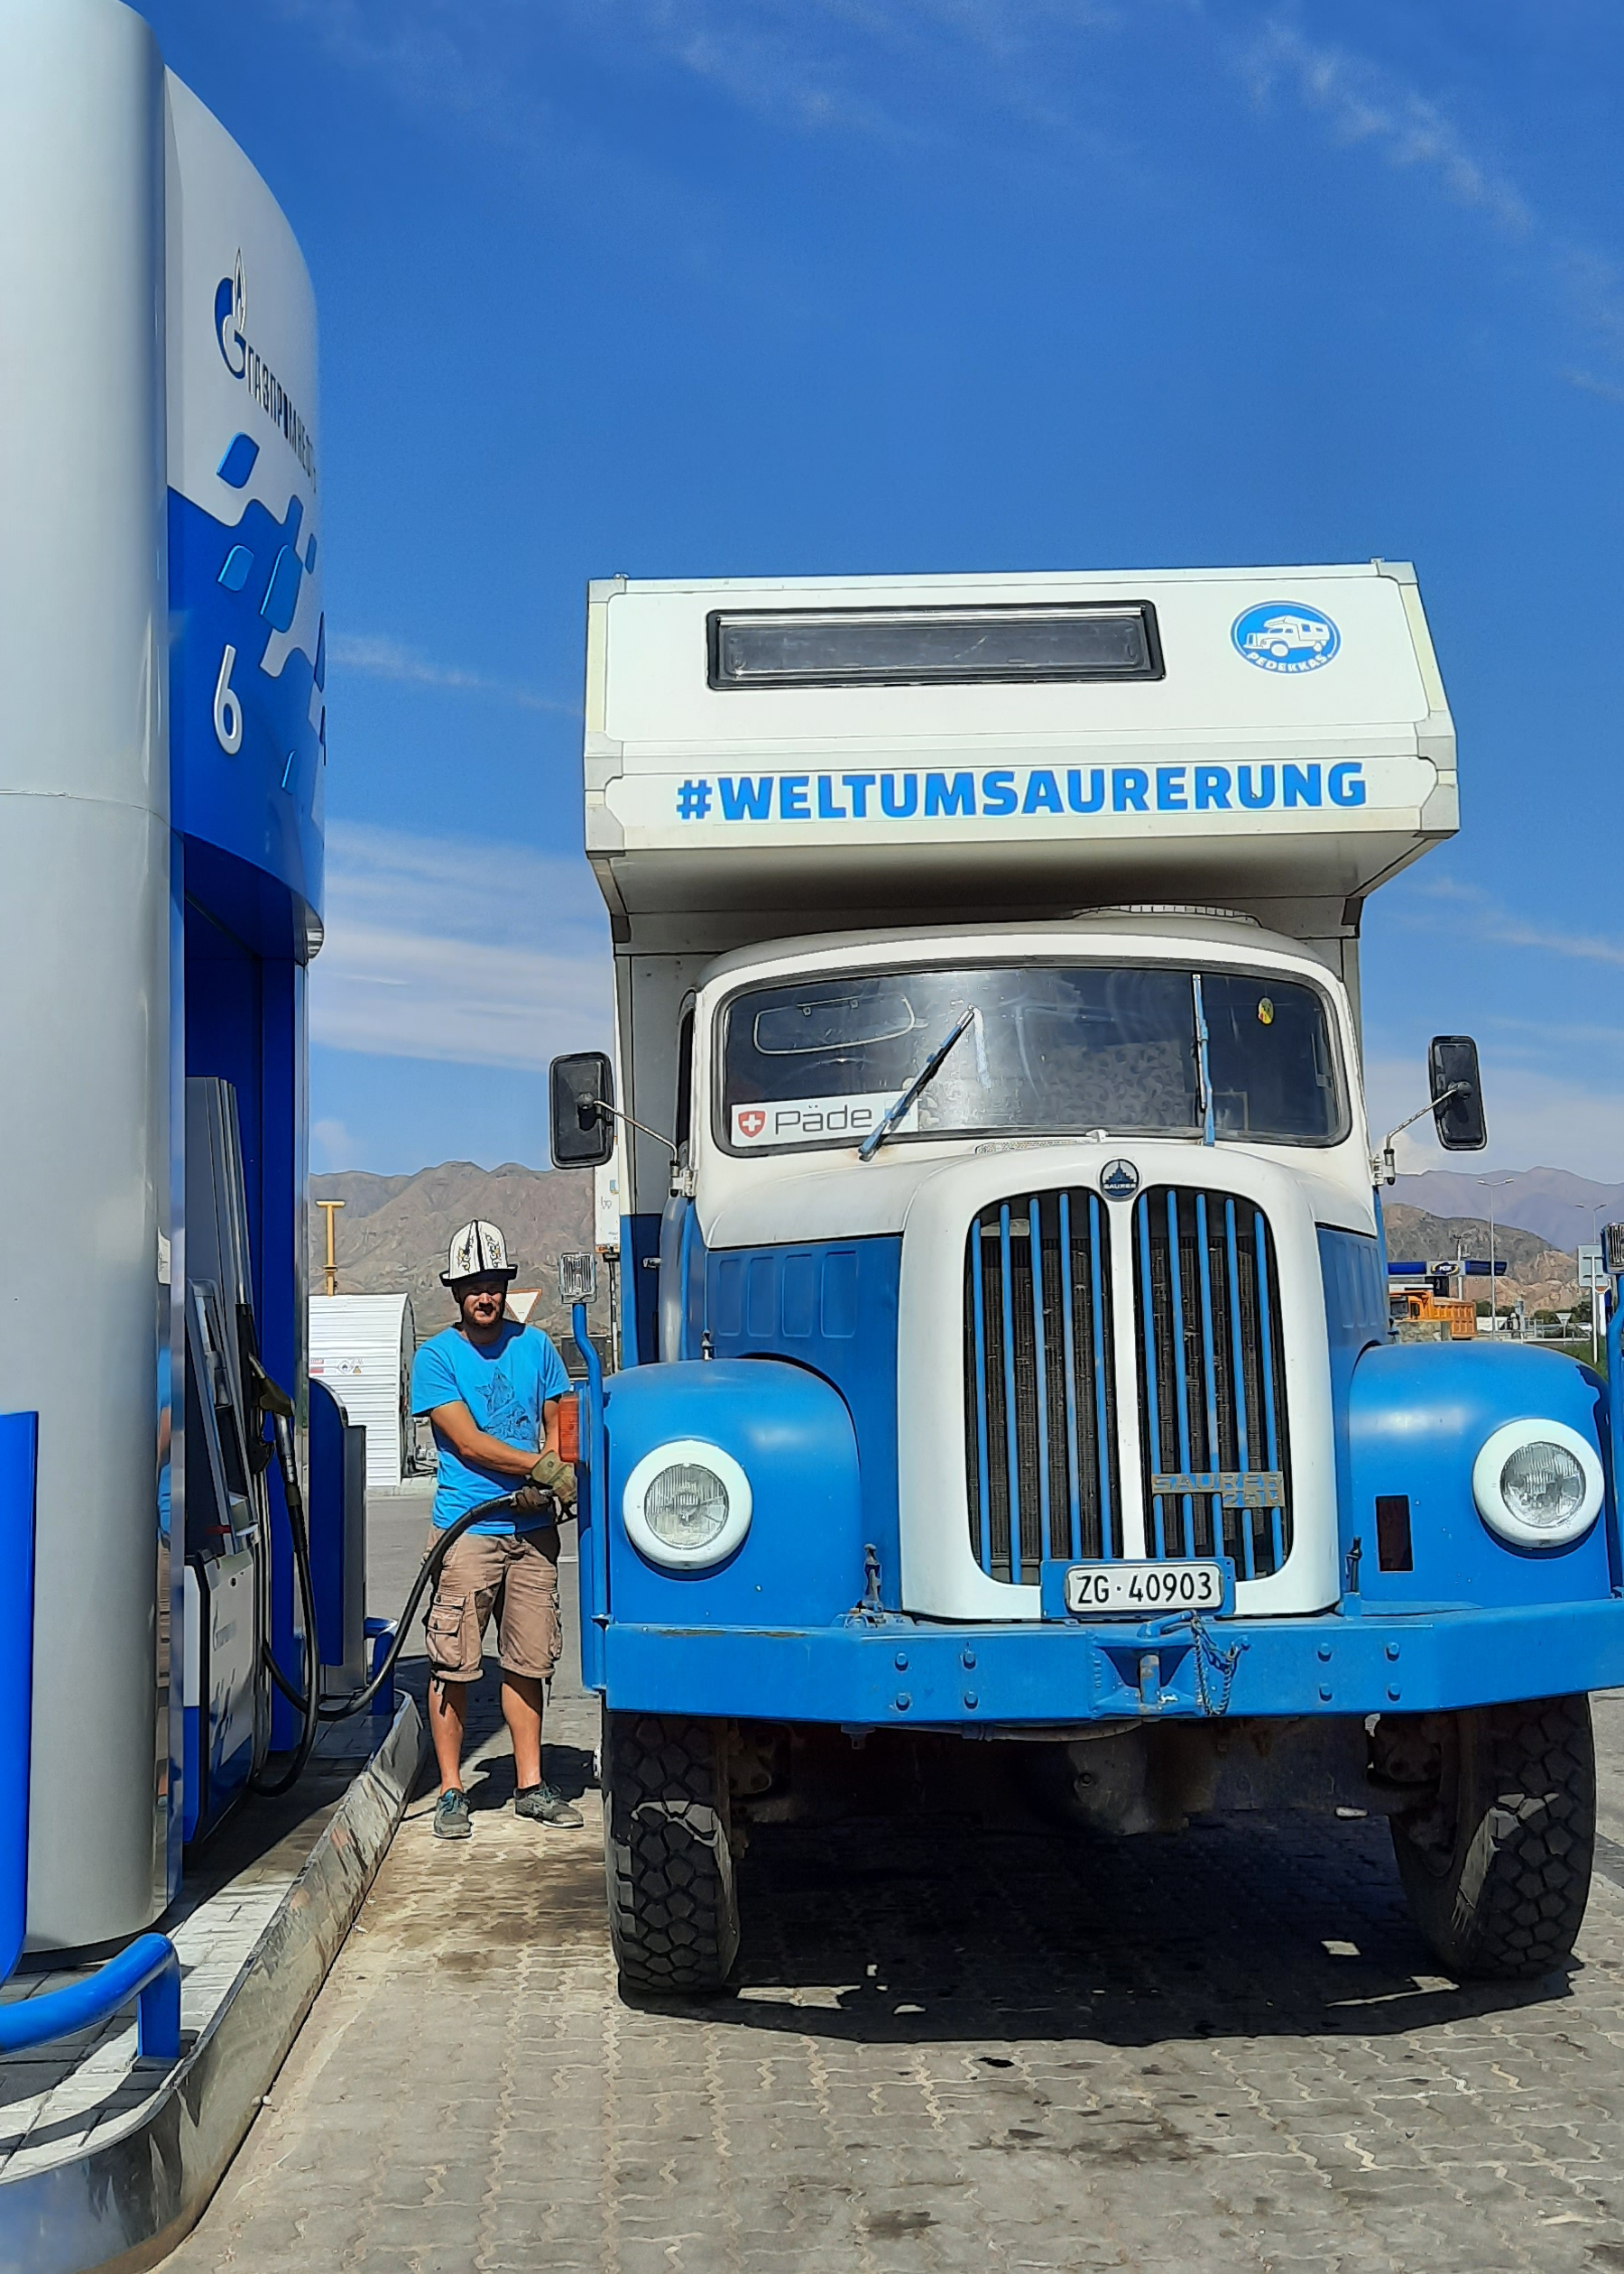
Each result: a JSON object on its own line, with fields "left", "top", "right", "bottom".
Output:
{"left": 603, "top": 1711, "right": 739, "bottom": 1995}
{"left": 1393, "top": 1693, "right": 1594, "bottom": 1981}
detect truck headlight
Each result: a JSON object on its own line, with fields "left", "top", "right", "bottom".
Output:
{"left": 622, "top": 1439, "right": 752, "bottom": 1571}
{"left": 1472, "top": 1419, "right": 1603, "bottom": 1549}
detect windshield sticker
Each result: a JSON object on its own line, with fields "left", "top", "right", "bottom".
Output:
{"left": 731, "top": 1093, "right": 918, "bottom": 1149}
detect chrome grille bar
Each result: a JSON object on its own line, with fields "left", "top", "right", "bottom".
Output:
{"left": 1133, "top": 1186, "right": 1292, "bottom": 1576}
{"left": 963, "top": 1188, "right": 1119, "bottom": 1585}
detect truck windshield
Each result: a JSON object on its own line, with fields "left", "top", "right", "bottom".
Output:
{"left": 720, "top": 965, "right": 1343, "bottom": 1151}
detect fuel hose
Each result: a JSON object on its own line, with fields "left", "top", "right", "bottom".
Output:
{"left": 262, "top": 1490, "right": 563, "bottom": 1729}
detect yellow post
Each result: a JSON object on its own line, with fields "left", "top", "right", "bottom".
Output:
{"left": 317, "top": 1198, "right": 344, "bottom": 1298}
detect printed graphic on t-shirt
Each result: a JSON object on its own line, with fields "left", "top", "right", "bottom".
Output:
{"left": 477, "top": 1366, "right": 535, "bottom": 1447}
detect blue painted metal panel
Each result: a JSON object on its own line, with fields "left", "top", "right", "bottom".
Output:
{"left": 623, "top": 1213, "right": 661, "bottom": 1366}
{"left": 597, "top": 1359, "right": 864, "bottom": 1641}
{"left": 572, "top": 1304, "right": 608, "bottom": 1691}
{"left": 1319, "top": 1224, "right": 1388, "bottom": 1563}
{"left": 0, "top": 1415, "right": 37, "bottom": 1985}
{"left": 704, "top": 1236, "right": 902, "bottom": 1600}
{"left": 169, "top": 489, "right": 323, "bottom": 916}
{"left": 601, "top": 1593, "right": 1624, "bottom": 1726}
{"left": 183, "top": 1702, "right": 201, "bottom": 1847}
{"left": 1347, "top": 1340, "right": 1613, "bottom": 1609}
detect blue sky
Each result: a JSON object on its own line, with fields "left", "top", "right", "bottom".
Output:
{"left": 139, "top": 0, "right": 1624, "bottom": 1180}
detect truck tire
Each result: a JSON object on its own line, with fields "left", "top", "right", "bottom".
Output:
{"left": 602, "top": 1711, "right": 739, "bottom": 1995}
{"left": 1390, "top": 1694, "right": 1595, "bottom": 1981}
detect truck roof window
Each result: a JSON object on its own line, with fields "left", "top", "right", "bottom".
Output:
{"left": 720, "top": 966, "right": 1343, "bottom": 1151}
{"left": 707, "top": 603, "right": 1162, "bottom": 689}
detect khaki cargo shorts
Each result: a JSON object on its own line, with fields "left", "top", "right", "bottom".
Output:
{"left": 422, "top": 1524, "right": 562, "bottom": 1685}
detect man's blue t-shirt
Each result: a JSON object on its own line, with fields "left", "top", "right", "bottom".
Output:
{"left": 411, "top": 1322, "right": 570, "bottom": 1532}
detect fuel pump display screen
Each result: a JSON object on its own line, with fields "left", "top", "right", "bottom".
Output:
{"left": 707, "top": 602, "right": 1163, "bottom": 689}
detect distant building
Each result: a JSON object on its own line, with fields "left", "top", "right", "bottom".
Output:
{"left": 309, "top": 1293, "right": 418, "bottom": 1489}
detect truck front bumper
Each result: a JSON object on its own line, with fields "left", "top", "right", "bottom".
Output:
{"left": 597, "top": 1595, "right": 1624, "bottom": 1726}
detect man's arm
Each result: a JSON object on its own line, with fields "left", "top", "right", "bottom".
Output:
{"left": 540, "top": 1398, "right": 560, "bottom": 1458}
{"left": 428, "top": 1400, "right": 543, "bottom": 1480}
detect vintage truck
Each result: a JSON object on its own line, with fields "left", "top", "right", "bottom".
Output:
{"left": 552, "top": 565, "right": 1619, "bottom": 1992}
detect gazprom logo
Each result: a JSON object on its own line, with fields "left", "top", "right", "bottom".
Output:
{"left": 214, "top": 253, "right": 247, "bottom": 379}
{"left": 1232, "top": 602, "right": 1340, "bottom": 674}
{"left": 211, "top": 251, "right": 317, "bottom": 487}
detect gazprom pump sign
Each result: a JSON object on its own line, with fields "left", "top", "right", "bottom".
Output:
{"left": 168, "top": 74, "right": 324, "bottom": 913}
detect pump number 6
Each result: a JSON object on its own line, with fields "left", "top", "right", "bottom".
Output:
{"left": 213, "top": 644, "right": 244, "bottom": 756}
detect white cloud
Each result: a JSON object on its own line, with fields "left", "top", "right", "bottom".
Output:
{"left": 311, "top": 1117, "right": 357, "bottom": 1170}
{"left": 1241, "top": 18, "right": 1532, "bottom": 236}
{"left": 1364, "top": 1052, "right": 1624, "bottom": 1186}
{"left": 310, "top": 821, "right": 612, "bottom": 1070}
{"left": 1565, "top": 368, "right": 1624, "bottom": 407}
{"left": 272, "top": 0, "right": 1126, "bottom": 157}
{"left": 328, "top": 633, "right": 576, "bottom": 715}
{"left": 1239, "top": 17, "right": 1624, "bottom": 399}
{"left": 1407, "top": 877, "right": 1624, "bottom": 972}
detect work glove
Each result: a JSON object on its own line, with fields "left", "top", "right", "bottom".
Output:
{"left": 519, "top": 1448, "right": 577, "bottom": 1514}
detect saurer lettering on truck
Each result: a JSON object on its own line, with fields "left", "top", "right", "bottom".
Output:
{"left": 673, "top": 761, "right": 1370, "bottom": 822}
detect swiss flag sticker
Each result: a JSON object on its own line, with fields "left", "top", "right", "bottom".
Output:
{"left": 736, "top": 1108, "right": 766, "bottom": 1139}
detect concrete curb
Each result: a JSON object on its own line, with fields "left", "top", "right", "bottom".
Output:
{"left": 0, "top": 1696, "right": 427, "bottom": 2274}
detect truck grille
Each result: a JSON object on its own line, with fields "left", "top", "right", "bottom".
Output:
{"left": 963, "top": 1189, "right": 1120, "bottom": 1585}
{"left": 1133, "top": 1186, "right": 1292, "bottom": 1578}
{"left": 962, "top": 1182, "right": 1293, "bottom": 1588}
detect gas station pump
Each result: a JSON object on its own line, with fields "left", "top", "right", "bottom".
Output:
{"left": 0, "top": 0, "right": 342, "bottom": 1952}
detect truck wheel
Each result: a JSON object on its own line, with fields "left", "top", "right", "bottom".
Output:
{"left": 602, "top": 1711, "right": 740, "bottom": 1995}
{"left": 1389, "top": 1694, "right": 1595, "bottom": 1981}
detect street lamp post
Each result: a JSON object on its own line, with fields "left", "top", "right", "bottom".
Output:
{"left": 1476, "top": 1174, "right": 1518, "bottom": 1337}
{"left": 1569, "top": 1200, "right": 1607, "bottom": 1368}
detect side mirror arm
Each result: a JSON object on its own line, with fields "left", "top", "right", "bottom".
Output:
{"left": 587, "top": 1098, "right": 677, "bottom": 1158}
{"left": 1371, "top": 1082, "right": 1467, "bottom": 1186}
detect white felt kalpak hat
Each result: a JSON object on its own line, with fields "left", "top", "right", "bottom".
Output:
{"left": 441, "top": 1219, "right": 517, "bottom": 1286}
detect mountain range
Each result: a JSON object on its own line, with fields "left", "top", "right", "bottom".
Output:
{"left": 1389, "top": 1168, "right": 1624, "bottom": 1253}
{"left": 310, "top": 1161, "right": 598, "bottom": 1349}
{"left": 310, "top": 1160, "right": 1612, "bottom": 1348}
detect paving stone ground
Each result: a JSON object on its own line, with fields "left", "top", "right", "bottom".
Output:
{"left": 161, "top": 1518, "right": 1624, "bottom": 2273}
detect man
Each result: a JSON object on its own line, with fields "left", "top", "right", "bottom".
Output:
{"left": 411, "top": 1218, "right": 584, "bottom": 1840}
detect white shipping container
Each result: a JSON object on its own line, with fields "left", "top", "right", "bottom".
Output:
{"left": 309, "top": 1293, "right": 416, "bottom": 1490}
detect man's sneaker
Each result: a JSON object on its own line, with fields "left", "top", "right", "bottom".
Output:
{"left": 514, "top": 1781, "right": 584, "bottom": 1828}
{"left": 433, "top": 1789, "right": 473, "bottom": 1840}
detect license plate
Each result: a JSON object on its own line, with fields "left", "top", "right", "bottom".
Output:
{"left": 1064, "top": 1560, "right": 1226, "bottom": 1615}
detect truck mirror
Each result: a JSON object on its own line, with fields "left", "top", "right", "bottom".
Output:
{"left": 1427, "top": 1035, "right": 1487, "bottom": 1151}
{"left": 549, "top": 1052, "right": 615, "bottom": 1169}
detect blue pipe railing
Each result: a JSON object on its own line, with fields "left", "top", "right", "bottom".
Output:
{"left": 0, "top": 1410, "right": 181, "bottom": 2064}
{"left": 0, "top": 1934, "right": 180, "bottom": 2061}
{"left": 1607, "top": 1284, "right": 1624, "bottom": 1596}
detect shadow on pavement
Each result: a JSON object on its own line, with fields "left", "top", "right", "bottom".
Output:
{"left": 631, "top": 1729, "right": 1575, "bottom": 2048}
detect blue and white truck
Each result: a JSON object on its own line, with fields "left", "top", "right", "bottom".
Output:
{"left": 552, "top": 565, "right": 1622, "bottom": 1993}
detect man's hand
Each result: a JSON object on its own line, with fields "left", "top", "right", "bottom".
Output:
{"left": 523, "top": 1448, "right": 577, "bottom": 1511}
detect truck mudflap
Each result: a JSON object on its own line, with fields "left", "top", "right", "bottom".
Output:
{"left": 596, "top": 1595, "right": 1624, "bottom": 1728}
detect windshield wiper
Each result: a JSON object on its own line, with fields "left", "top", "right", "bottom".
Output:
{"left": 858, "top": 1008, "right": 976, "bottom": 1162}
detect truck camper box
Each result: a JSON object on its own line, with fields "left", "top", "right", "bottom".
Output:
{"left": 584, "top": 563, "right": 1455, "bottom": 1210}
{"left": 559, "top": 558, "right": 1624, "bottom": 2001}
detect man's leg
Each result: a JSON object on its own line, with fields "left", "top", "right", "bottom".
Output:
{"left": 500, "top": 1529, "right": 581, "bottom": 1825}
{"left": 429, "top": 1678, "right": 470, "bottom": 1793}
{"left": 423, "top": 1528, "right": 497, "bottom": 1834}
{"left": 501, "top": 1673, "right": 544, "bottom": 1789}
